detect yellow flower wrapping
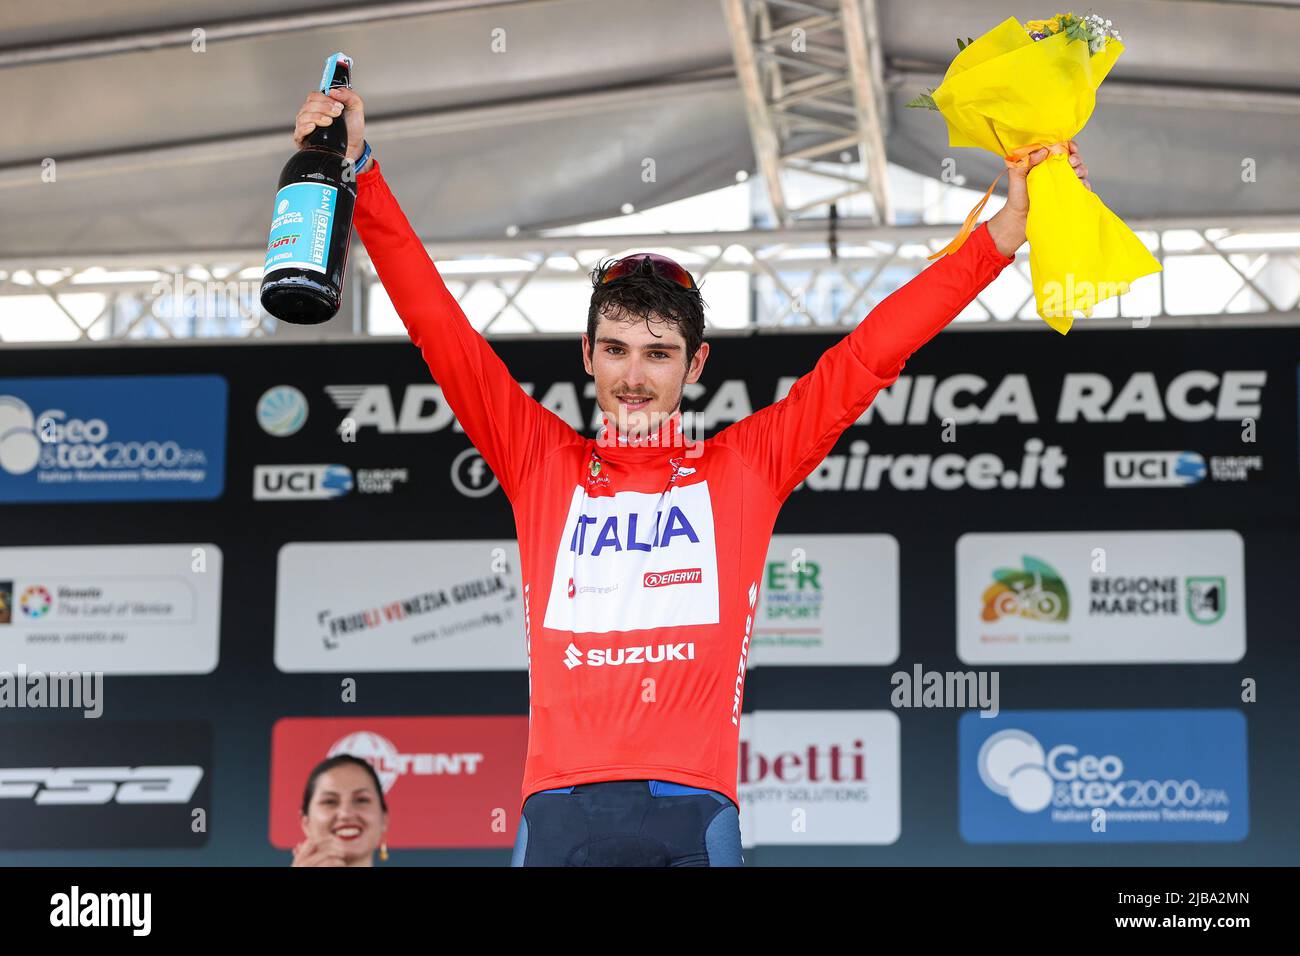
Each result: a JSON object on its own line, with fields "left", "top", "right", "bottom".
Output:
{"left": 930, "top": 17, "right": 1161, "bottom": 334}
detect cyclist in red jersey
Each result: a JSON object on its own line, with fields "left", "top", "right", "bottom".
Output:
{"left": 292, "top": 86, "right": 1092, "bottom": 866}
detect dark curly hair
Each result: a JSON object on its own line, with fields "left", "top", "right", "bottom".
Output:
{"left": 301, "top": 754, "right": 388, "bottom": 815}
{"left": 587, "top": 256, "right": 706, "bottom": 366}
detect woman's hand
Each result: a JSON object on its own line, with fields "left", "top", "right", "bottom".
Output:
{"left": 291, "top": 836, "right": 348, "bottom": 867}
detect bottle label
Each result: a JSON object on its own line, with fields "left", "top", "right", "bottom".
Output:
{"left": 319, "top": 52, "right": 353, "bottom": 92}
{"left": 264, "top": 182, "right": 338, "bottom": 274}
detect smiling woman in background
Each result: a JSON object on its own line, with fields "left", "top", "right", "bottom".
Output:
{"left": 292, "top": 755, "right": 390, "bottom": 867}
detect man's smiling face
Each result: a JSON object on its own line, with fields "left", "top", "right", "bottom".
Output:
{"left": 582, "top": 306, "right": 709, "bottom": 440}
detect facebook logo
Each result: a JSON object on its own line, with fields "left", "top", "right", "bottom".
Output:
{"left": 450, "top": 447, "right": 498, "bottom": 498}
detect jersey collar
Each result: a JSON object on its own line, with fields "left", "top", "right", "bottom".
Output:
{"left": 596, "top": 408, "right": 685, "bottom": 452}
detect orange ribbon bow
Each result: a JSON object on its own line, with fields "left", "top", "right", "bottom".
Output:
{"left": 926, "top": 142, "right": 1069, "bottom": 260}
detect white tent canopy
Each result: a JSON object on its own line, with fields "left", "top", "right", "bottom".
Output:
{"left": 3, "top": 0, "right": 1298, "bottom": 260}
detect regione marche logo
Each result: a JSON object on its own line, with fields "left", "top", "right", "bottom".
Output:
{"left": 981, "top": 556, "right": 1069, "bottom": 623}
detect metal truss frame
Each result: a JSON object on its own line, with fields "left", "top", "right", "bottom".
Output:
{"left": 2, "top": 214, "right": 1297, "bottom": 346}
{"left": 720, "top": 0, "right": 891, "bottom": 225}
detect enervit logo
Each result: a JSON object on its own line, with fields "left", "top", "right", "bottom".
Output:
{"left": 257, "top": 386, "right": 309, "bottom": 437}
{"left": 327, "top": 731, "right": 484, "bottom": 793}
{"left": 254, "top": 464, "right": 352, "bottom": 500}
{"left": 981, "top": 556, "right": 1068, "bottom": 623}
{"left": 0, "top": 396, "right": 41, "bottom": 475}
{"left": 643, "top": 568, "right": 702, "bottom": 588}
{"left": 0, "top": 767, "right": 203, "bottom": 805}
{"left": 561, "top": 641, "right": 696, "bottom": 669}
{"left": 1104, "top": 451, "right": 1205, "bottom": 488}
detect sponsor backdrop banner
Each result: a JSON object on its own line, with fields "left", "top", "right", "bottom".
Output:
{"left": 268, "top": 716, "right": 529, "bottom": 849}
{"left": 956, "top": 531, "right": 1245, "bottom": 665}
{"left": 0, "top": 544, "right": 222, "bottom": 675}
{"left": 0, "top": 720, "right": 211, "bottom": 850}
{"left": 0, "top": 375, "right": 225, "bottom": 503}
{"left": 959, "top": 710, "right": 1249, "bottom": 843}
{"left": 274, "top": 540, "right": 525, "bottom": 673}
{"left": 0, "top": 327, "right": 1295, "bottom": 864}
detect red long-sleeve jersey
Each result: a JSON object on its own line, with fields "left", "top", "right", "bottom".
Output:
{"left": 353, "top": 160, "right": 1015, "bottom": 809}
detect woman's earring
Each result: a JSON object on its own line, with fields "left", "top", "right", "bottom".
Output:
{"left": 380, "top": 841, "right": 389, "bottom": 862}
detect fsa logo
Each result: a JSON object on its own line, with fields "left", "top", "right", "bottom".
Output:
{"left": 0, "top": 766, "right": 204, "bottom": 804}
{"left": 563, "top": 641, "right": 696, "bottom": 669}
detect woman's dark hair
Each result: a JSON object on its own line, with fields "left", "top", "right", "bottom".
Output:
{"left": 301, "top": 754, "right": 388, "bottom": 815}
{"left": 587, "top": 257, "right": 706, "bottom": 366}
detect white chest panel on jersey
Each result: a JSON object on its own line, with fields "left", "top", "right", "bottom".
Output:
{"left": 542, "top": 481, "right": 721, "bottom": 634}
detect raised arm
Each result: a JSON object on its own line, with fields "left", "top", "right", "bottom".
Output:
{"left": 712, "top": 219, "right": 1015, "bottom": 501}
{"left": 350, "top": 158, "right": 580, "bottom": 500}
{"left": 710, "top": 141, "right": 1093, "bottom": 501}
{"left": 290, "top": 86, "right": 580, "bottom": 500}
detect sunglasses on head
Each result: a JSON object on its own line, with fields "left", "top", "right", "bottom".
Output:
{"left": 600, "top": 253, "right": 698, "bottom": 292}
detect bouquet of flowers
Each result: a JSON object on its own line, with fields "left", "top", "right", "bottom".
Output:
{"left": 907, "top": 13, "right": 1160, "bottom": 334}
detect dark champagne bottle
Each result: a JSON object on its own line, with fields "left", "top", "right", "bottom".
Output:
{"left": 260, "top": 52, "right": 358, "bottom": 325}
